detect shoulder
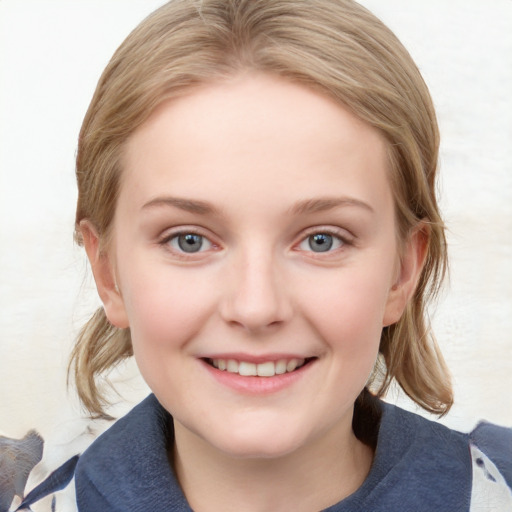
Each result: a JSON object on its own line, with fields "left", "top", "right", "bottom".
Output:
{"left": 469, "top": 421, "right": 512, "bottom": 511}
{"left": 470, "top": 421, "right": 512, "bottom": 485}
{"left": 75, "top": 394, "right": 190, "bottom": 512}
{"left": 335, "top": 400, "right": 474, "bottom": 511}
{"left": 76, "top": 394, "right": 168, "bottom": 479}
{"left": 377, "top": 400, "right": 472, "bottom": 470}
{"left": 373, "top": 404, "right": 512, "bottom": 512}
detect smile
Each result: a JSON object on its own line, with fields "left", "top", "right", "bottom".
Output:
{"left": 206, "top": 358, "right": 310, "bottom": 377}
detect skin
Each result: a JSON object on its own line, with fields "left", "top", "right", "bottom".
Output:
{"left": 82, "top": 73, "right": 426, "bottom": 511}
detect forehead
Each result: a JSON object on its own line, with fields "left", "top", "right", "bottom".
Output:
{"left": 120, "top": 73, "right": 391, "bottom": 216}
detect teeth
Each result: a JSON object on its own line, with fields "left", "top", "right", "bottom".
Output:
{"left": 239, "top": 362, "right": 257, "bottom": 376}
{"left": 286, "top": 359, "right": 298, "bottom": 372}
{"left": 227, "top": 359, "right": 238, "bottom": 373}
{"left": 210, "top": 358, "right": 306, "bottom": 377}
{"left": 275, "top": 360, "right": 287, "bottom": 375}
{"left": 257, "top": 361, "right": 275, "bottom": 377}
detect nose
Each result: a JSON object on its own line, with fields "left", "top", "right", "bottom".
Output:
{"left": 219, "top": 247, "right": 293, "bottom": 333}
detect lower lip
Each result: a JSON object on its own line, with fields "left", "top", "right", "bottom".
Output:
{"left": 200, "top": 359, "right": 314, "bottom": 395}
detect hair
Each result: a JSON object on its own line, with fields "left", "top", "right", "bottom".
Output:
{"left": 70, "top": 0, "right": 452, "bottom": 418}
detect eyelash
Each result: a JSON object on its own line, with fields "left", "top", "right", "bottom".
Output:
{"left": 157, "top": 226, "right": 353, "bottom": 258}
{"left": 158, "top": 228, "right": 217, "bottom": 258}
{"left": 296, "top": 227, "right": 353, "bottom": 255}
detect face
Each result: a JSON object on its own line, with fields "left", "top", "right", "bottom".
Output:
{"left": 85, "top": 73, "right": 423, "bottom": 460}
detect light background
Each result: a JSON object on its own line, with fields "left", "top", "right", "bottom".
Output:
{"left": 1, "top": 0, "right": 511, "bottom": 446}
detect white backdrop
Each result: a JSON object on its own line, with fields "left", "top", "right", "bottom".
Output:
{"left": 1, "top": 0, "right": 511, "bottom": 447}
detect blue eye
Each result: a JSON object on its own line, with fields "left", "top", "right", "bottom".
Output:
{"left": 299, "top": 233, "right": 343, "bottom": 253}
{"left": 170, "top": 233, "right": 212, "bottom": 253}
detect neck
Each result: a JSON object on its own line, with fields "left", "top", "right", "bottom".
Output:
{"left": 172, "top": 416, "right": 373, "bottom": 512}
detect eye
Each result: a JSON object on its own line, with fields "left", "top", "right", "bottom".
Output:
{"left": 169, "top": 233, "right": 213, "bottom": 253}
{"left": 298, "top": 232, "right": 344, "bottom": 253}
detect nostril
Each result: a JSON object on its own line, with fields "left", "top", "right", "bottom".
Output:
{"left": 218, "top": 270, "right": 292, "bottom": 332}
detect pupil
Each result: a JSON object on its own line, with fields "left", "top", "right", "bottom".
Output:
{"left": 178, "top": 234, "right": 203, "bottom": 253}
{"left": 309, "top": 233, "right": 333, "bottom": 252}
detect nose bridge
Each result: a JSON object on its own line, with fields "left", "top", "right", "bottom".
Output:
{"left": 221, "top": 241, "right": 291, "bottom": 332}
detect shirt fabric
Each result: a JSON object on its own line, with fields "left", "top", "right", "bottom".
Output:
{"left": 74, "top": 394, "right": 512, "bottom": 511}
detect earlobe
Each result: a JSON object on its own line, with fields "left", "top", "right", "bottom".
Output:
{"left": 80, "top": 220, "right": 130, "bottom": 329}
{"left": 383, "top": 223, "right": 429, "bottom": 327}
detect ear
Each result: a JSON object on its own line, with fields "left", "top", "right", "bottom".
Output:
{"left": 383, "top": 222, "right": 429, "bottom": 327}
{"left": 80, "top": 220, "right": 130, "bottom": 329}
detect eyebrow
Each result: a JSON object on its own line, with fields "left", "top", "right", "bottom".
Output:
{"left": 141, "top": 195, "right": 374, "bottom": 216}
{"left": 142, "top": 196, "right": 220, "bottom": 215}
{"left": 290, "top": 197, "right": 374, "bottom": 215}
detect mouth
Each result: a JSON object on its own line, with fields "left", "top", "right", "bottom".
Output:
{"left": 203, "top": 357, "right": 315, "bottom": 377}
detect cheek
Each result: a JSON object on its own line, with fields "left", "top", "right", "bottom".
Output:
{"left": 301, "top": 265, "right": 394, "bottom": 352}
{"left": 305, "top": 275, "right": 388, "bottom": 393}
{"left": 120, "top": 268, "right": 218, "bottom": 397}
{"left": 120, "top": 265, "right": 216, "bottom": 353}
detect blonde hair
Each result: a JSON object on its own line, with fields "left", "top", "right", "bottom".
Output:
{"left": 71, "top": 0, "right": 452, "bottom": 417}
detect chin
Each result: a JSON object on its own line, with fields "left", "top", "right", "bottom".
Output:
{"left": 203, "top": 420, "right": 311, "bottom": 460}
{"left": 219, "top": 437, "right": 302, "bottom": 460}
